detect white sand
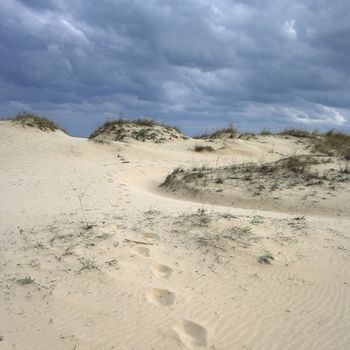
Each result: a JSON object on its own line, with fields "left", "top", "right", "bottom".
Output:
{"left": 1, "top": 121, "right": 349, "bottom": 349}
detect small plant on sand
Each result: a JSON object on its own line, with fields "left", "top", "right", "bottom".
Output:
{"left": 215, "top": 177, "right": 224, "bottom": 184}
{"left": 251, "top": 216, "right": 264, "bottom": 225}
{"left": 338, "top": 159, "right": 350, "bottom": 174}
{"left": 17, "top": 276, "right": 35, "bottom": 285}
{"left": 79, "top": 255, "right": 99, "bottom": 271}
{"left": 93, "top": 138, "right": 111, "bottom": 145}
{"left": 193, "top": 145, "right": 215, "bottom": 152}
{"left": 283, "top": 155, "right": 311, "bottom": 173}
{"left": 13, "top": 112, "right": 64, "bottom": 132}
{"left": 160, "top": 167, "right": 185, "bottom": 187}
{"left": 71, "top": 184, "right": 95, "bottom": 230}
{"left": 258, "top": 252, "right": 274, "bottom": 264}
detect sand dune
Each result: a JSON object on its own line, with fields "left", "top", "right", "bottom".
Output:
{"left": 1, "top": 121, "right": 350, "bottom": 349}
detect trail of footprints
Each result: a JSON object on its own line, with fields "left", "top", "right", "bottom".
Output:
{"left": 128, "top": 232, "right": 208, "bottom": 349}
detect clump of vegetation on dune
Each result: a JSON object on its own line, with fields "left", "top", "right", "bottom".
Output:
{"left": 278, "top": 128, "right": 318, "bottom": 138}
{"left": 160, "top": 154, "right": 350, "bottom": 196}
{"left": 193, "top": 145, "right": 215, "bottom": 152}
{"left": 90, "top": 117, "right": 182, "bottom": 138}
{"left": 12, "top": 112, "right": 65, "bottom": 132}
{"left": 260, "top": 128, "right": 272, "bottom": 136}
{"left": 278, "top": 128, "right": 350, "bottom": 159}
{"left": 194, "top": 123, "right": 239, "bottom": 139}
{"left": 313, "top": 130, "right": 350, "bottom": 160}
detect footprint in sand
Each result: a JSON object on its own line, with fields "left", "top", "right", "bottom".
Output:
{"left": 143, "top": 232, "right": 160, "bottom": 243}
{"left": 131, "top": 245, "right": 150, "bottom": 257}
{"left": 173, "top": 320, "right": 208, "bottom": 349}
{"left": 151, "top": 263, "right": 173, "bottom": 279}
{"left": 146, "top": 288, "right": 175, "bottom": 306}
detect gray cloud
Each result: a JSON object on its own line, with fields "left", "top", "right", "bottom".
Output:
{"left": 0, "top": 0, "right": 349, "bottom": 136}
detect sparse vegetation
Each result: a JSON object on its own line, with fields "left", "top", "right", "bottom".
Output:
{"left": 258, "top": 252, "right": 274, "bottom": 264}
{"left": 313, "top": 130, "right": 350, "bottom": 159}
{"left": 79, "top": 255, "right": 99, "bottom": 271}
{"left": 133, "top": 118, "right": 157, "bottom": 127}
{"left": 161, "top": 167, "right": 185, "bottom": 188}
{"left": 194, "top": 123, "right": 238, "bottom": 139}
{"left": 160, "top": 154, "right": 350, "bottom": 212}
{"left": 71, "top": 184, "right": 95, "bottom": 230}
{"left": 338, "top": 160, "right": 350, "bottom": 173}
{"left": 215, "top": 177, "right": 224, "bottom": 184}
{"left": 17, "top": 276, "right": 35, "bottom": 285}
{"left": 274, "top": 128, "right": 350, "bottom": 159}
{"left": 193, "top": 145, "right": 215, "bottom": 152}
{"left": 93, "top": 138, "right": 111, "bottom": 145}
{"left": 279, "top": 128, "right": 315, "bottom": 138}
{"left": 89, "top": 117, "right": 183, "bottom": 142}
{"left": 12, "top": 112, "right": 64, "bottom": 132}
{"left": 260, "top": 129, "right": 272, "bottom": 136}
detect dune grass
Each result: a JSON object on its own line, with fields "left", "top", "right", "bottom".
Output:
{"left": 274, "top": 128, "right": 350, "bottom": 159}
{"left": 194, "top": 123, "right": 238, "bottom": 139}
{"left": 260, "top": 129, "right": 272, "bottom": 136}
{"left": 278, "top": 128, "right": 317, "bottom": 138}
{"left": 89, "top": 117, "right": 182, "bottom": 139}
{"left": 313, "top": 130, "right": 350, "bottom": 159}
{"left": 160, "top": 154, "right": 350, "bottom": 196}
{"left": 13, "top": 112, "right": 64, "bottom": 132}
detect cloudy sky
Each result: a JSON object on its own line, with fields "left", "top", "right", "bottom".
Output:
{"left": 1, "top": 0, "right": 349, "bottom": 136}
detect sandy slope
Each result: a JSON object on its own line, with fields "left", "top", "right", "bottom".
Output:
{"left": 0, "top": 121, "right": 349, "bottom": 350}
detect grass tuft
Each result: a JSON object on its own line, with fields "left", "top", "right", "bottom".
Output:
{"left": 260, "top": 128, "right": 272, "bottom": 136}
{"left": 193, "top": 145, "right": 215, "bottom": 152}
{"left": 13, "top": 112, "right": 64, "bottom": 132}
{"left": 17, "top": 276, "right": 35, "bottom": 285}
{"left": 279, "top": 128, "right": 316, "bottom": 138}
{"left": 258, "top": 253, "right": 274, "bottom": 264}
{"left": 195, "top": 123, "right": 238, "bottom": 139}
{"left": 313, "top": 130, "right": 350, "bottom": 159}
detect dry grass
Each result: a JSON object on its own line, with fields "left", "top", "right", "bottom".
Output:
{"left": 12, "top": 112, "right": 64, "bottom": 132}
{"left": 313, "top": 130, "right": 350, "bottom": 159}
{"left": 260, "top": 129, "right": 272, "bottom": 136}
{"left": 160, "top": 155, "right": 350, "bottom": 196}
{"left": 279, "top": 128, "right": 316, "bottom": 138}
{"left": 194, "top": 123, "right": 238, "bottom": 139}
{"left": 271, "top": 128, "right": 350, "bottom": 159}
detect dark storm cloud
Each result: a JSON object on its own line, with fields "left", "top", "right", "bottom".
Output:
{"left": 0, "top": 0, "right": 349, "bottom": 136}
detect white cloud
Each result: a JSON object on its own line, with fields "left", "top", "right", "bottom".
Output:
{"left": 284, "top": 20, "right": 297, "bottom": 39}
